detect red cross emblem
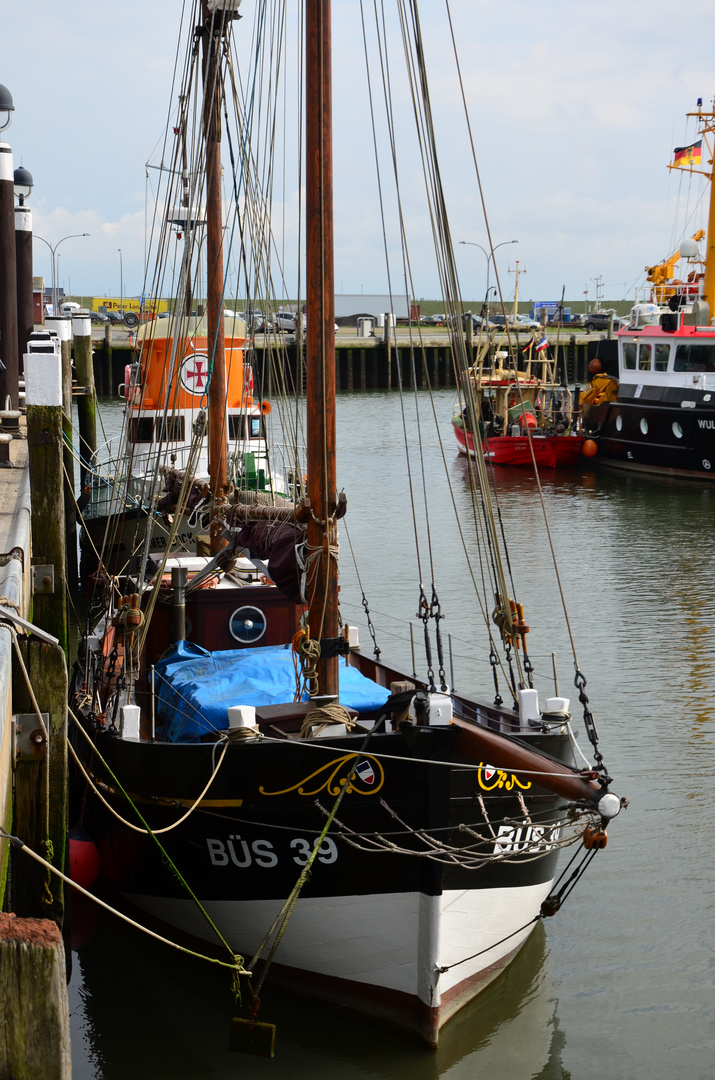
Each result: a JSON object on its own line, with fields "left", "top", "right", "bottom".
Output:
{"left": 180, "top": 353, "right": 209, "bottom": 395}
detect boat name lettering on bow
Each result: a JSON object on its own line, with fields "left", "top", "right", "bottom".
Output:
{"left": 493, "top": 824, "right": 561, "bottom": 854}
{"left": 698, "top": 419, "right": 715, "bottom": 429}
{"left": 479, "top": 763, "right": 532, "bottom": 791}
{"left": 206, "top": 836, "right": 339, "bottom": 867}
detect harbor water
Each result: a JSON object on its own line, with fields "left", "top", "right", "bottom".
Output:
{"left": 69, "top": 387, "right": 715, "bottom": 1079}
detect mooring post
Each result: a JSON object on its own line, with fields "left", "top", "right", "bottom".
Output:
{"left": 72, "top": 312, "right": 97, "bottom": 491}
{"left": 24, "top": 348, "right": 68, "bottom": 655}
{"left": 44, "top": 315, "right": 76, "bottom": 583}
{"left": 0, "top": 137, "right": 19, "bottom": 410}
{"left": 0, "top": 914, "right": 72, "bottom": 1079}
{"left": 14, "top": 201, "right": 33, "bottom": 373}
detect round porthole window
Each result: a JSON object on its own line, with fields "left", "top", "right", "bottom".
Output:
{"left": 229, "top": 606, "right": 267, "bottom": 644}
{"left": 672, "top": 422, "right": 683, "bottom": 439}
{"left": 640, "top": 417, "right": 649, "bottom": 435}
{"left": 615, "top": 414, "right": 623, "bottom": 432}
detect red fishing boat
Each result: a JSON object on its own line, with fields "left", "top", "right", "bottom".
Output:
{"left": 452, "top": 351, "right": 586, "bottom": 467}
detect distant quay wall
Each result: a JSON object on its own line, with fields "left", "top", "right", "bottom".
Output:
{"left": 89, "top": 331, "right": 617, "bottom": 398}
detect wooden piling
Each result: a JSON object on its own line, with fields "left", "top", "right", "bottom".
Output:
{"left": 72, "top": 313, "right": 97, "bottom": 490}
{"left": 11, "top": 639, "right": 68, "bottom": 926}
{"left": 44, "top": 317, "right": 76, "bottom": 586}
{"left": 24, "top": 351, "right": 68, "bottom": 656}
{"left": 0, "top": 914, "right": 72, "bottom": 1079}
{"left": 0, "top": 143, "right": 19, "bottom": 410}
{"left": 14, "top": 204, "right": 33, "bottom": 372}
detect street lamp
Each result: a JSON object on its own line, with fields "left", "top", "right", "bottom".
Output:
{"left": 13, "top": 165, "right": 33, "bottom": 204}
{"left": 0, "top": 85, "right": 18, "bottom": 408}
{"left": 33, "top": 232, "right": 90, "bottom": 314}
{"left": 118, "top": 248, "right": 123, "bottom": 314}
{"left": 0, "top": 84, "right": 14, "bottom": 133}
{"left": 459, "top": 239, "right": 518, "bottom": 316}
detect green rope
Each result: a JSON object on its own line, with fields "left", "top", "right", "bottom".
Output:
{"left": 248, "top": 744, "right": 379, "bottom": 997}
{"left": 0, "top": 826, "right": 248, "bottom": 979}
{"left": 68, "top": 706, "right": 240, "bottom": 970}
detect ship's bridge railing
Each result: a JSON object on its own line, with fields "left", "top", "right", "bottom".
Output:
{"left": 85, "top": 439, "right": 305, "bottom": 518}
{"left": 634, "top": 281, "right": 703, "bottom": 307}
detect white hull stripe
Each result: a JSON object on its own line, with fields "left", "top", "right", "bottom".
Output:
{"left": 125, "top": 881, "right": 553, "bottom": 1038}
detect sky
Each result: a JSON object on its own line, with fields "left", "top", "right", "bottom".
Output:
{"left": 3, "top": 0, "right": 715, "bottom": 309}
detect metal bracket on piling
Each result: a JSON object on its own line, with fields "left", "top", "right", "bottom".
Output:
{"left": 12, "top": 713, "right": 49, "bottom": 767}
{"left": 32, "top": 564, "right": 55, "bottom": 595}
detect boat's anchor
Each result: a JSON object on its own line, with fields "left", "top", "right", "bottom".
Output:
{"left": 228, "top": 996, "right": 276, "bottom": 1058}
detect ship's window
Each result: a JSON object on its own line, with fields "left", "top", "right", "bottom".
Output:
{"left": 672, "top": 422, "right": 683, "bottom": 438}
{"left": 228, "top": 414, "right": 265, "bottom": 440}
{"left": 229, "top": 605, "right": 267, "bottom": 644}
{"left": 615, "top": 414, "right": 623, "bottom": 432}
{"left": 654, "top": 343, "right": 670, "bottom": 372}
{"left": 673, "top": 344, "right": 715, "bottom": 372}
{"left": 640, "top": 417, "right": 649, "bottom": 435}
{"left": 638, "top": 344, "right": 652, "bottom": 371}
{"left": 129, "top": 417, "right": 154, "bottom": 443}
{"left": 623, "top": 343, "right": 637, "bottom": 370}
{"left": 157, "top": 416, "right": 185, "bottom": 442}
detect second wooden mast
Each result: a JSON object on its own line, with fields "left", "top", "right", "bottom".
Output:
{"left": 202, "top": 0, "right": 230, "bottom": 544}
{"left": 305, "top": 0, "right": 340, "bottom": 697}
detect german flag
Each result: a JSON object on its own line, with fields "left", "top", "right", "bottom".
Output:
{"left": 673, "top": 140, "right": 703, "bottom": 168}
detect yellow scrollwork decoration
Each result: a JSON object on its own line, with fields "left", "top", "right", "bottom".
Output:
{"left": 259, "top": 753, "right": 385, "bottom": 798}
{"left": 478, "top": 762, "right": 531, "bottom": 792}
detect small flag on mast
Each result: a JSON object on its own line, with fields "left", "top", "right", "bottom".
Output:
{"left": 534, "top": 336, "right": 549, "bottom": 352}
{"left": 673, "top": 140, "right": 702, "bottom": 168}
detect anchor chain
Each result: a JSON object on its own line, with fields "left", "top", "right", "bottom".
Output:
{"left": 574, "top": 668, "right": 611, "bottom": 783}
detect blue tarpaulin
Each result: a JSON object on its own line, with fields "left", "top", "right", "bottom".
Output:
{"left": 154, "top": 641, "right": 391, "bottom": 742}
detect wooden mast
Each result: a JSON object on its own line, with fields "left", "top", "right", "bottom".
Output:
{"left": 306, "top": 0, "right": 339, "bottom": 696}
{"left": 201, "top": 0, "right": 228, "bottom": 547}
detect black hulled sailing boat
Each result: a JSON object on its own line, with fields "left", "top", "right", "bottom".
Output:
{"left": 72, "top": 0, "right": 623, "bottom": 1046}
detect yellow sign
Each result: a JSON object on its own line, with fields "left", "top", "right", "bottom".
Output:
{"left": 260, "top": 753, "right": 385, "bottom": 797}
{"left": 478, "top": 763, "right": 531, "bottom": 792}
{"left": 91, "top": 297, "right": 168, "bottom": 315}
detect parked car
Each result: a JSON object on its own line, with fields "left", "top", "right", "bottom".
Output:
{"left": 238, "top": 310, "right": 273, "bottom": 333}
{"left": 102, "top": 309, "right": 124, "bottom": 324}
{"left": 421, "top": 313, "right": 447, "bottom": 326}
{"left": 274, "top": 311, "right": 297, "bottom": 332}
{"left": 583, "top": 311, "right": 626, "bottom": 332}
{"left": 462, "top": 313, "right": 494, "bottom": 331}
{"left": 88, "top": 310, "right": 109, "bottom": 324}
{"left": 487, "top": 313, "right": 539, "bottom": 330}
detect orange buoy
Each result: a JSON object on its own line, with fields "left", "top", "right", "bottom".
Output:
{"left": 260, "top": 400, "right": 272, "bottom": 415}
{"left": 583, "top": 825, "right": 608, "bottom": 850}
{"left": 69, "top": 824, "right": 101, "bottom": 890}
{"left": 582, "top": 439, "right": 598, "bottom": 458}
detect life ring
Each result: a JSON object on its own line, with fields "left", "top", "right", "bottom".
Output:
{"left": 260, "top": 400, "right": 272, "bottom": 415}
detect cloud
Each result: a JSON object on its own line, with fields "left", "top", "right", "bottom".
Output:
{"left": 3, "top": 0, "right": 715, "bottom": 302}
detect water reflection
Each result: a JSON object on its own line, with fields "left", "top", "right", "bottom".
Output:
{"left": 70, "top": 902, "right": 568, "bottom": 1079}
{"left": 68, "top": 390, "right": 715, "bottom": 1079}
